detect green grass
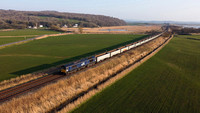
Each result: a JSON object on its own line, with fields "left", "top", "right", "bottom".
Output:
{"left": 0, "top": 29, "right": 60, "bottom": 36}
{"left": 72, "top": 35, "right": 200, "bottom": 113}
{"left": 0, "top": 36, "right": 34, "bottom": 45}
{"left": 0, "top": 34, "right": 146, "bottom": 81}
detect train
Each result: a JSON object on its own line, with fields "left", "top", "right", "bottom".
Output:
{"left": 61, "top": 33, "right": 163, "bottom": 74}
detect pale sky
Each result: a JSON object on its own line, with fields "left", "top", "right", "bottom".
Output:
{"left": 1, "top": 0, "right": 200, "bottom": 22}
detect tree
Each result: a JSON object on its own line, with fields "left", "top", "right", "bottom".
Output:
{"left": 78, "top": 27, "right": 83, "bottom": 34}
{"left": 50, "top": 25, "right": 62, "bottom": 31}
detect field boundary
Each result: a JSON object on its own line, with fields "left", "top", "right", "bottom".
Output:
{"left": 0, "top": 35, "right": 38, "bottom": 38}
{"left": 0, "top": 33, "right": 73, "bottom": 49}
{"left": 54, "top": 35, "right": 173, "bottom": 113}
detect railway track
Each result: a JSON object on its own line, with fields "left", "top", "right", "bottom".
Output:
{"left": 0, "top": 32, "right": 167, "bottom": 104}
{"left": 0, "top": 74, "right": 63, "bottom": 103}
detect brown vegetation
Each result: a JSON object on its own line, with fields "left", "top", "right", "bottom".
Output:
{"left": 62, "top": 25, "right": 162, "bottom": 34}
{"left": 0, "top": 35, "right": 170, "bottom": 113}
{"left": 0, "top": 74, "right": 46, "bottom": 91}
{"left": 59, "top": 35, "right": 173, "bottom": 113}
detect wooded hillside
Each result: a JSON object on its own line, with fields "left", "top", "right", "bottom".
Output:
{"left": 0, "top": 10, "right": 126, "bottom": 29}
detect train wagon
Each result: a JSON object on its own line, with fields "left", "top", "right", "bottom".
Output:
{"left": 120, "top": 46, "right": 129, "bottom": 53}
{"left": 128, "top": 43, "right": 137, "bottom": 49}
{"left": 96, "top": 53, "right": 111, "bottom": 62}
{"left": 61, "top": 32, "right": 164, "bottom": 74}
{"left": 110, "top": 49, "right": 121, "bottom": 57}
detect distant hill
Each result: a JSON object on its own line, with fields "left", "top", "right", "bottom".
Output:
{"left": 0, "top": 10, "right": 126, "bottom": 29}
{"left": 126, "top": 20, "right": 200, "bottom": 25}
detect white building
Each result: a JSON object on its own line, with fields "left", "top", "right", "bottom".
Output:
{"left": 73, "top": 24, "right": 78, "bottom": 28}
{"left": 39, "top": 25, "right": 44, "bottom": 28}
{"left": 28, "top": 26, "right": 32, "bottom": 29}
{"left": 63, "top": 24, "right": 68, "bottom": 28}
{"left": 33, "top": 26, "right": 37, "bottom": 29}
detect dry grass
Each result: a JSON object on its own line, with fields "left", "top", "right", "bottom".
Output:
{"left": 0, "top": 64, "right": 63, "bottom": 91}
{"left": 0, "top": 33, "right": 73, "bottom": 91}
{"left": 0, "top": 29, "right": 14, "bottom": 32}
{"left": 62, "top": 25, "right": 162, "bottom": 34}
{"left": 0, "top": 36, "right": 169, "bottom": 113}
{"left": 59, "top": 36, "right": 172, "bottom": 113}
{"left": 0, "top": 73, "right": 46, "bottom": 91}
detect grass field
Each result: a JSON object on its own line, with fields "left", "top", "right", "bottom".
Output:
{"left": 0, "top": 36, "right": 34, "bottom": 45}
{"left": 0, "top": 34, "right": 146, "bottom": 81}
{"left": 72, "top": 35, "right": 200, "bottom": 113}
{"left": 0, "top": 29, "right": 60, "bottom": 36}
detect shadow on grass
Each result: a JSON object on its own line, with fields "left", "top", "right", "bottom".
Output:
{"left": 11, "top": 35, "right": 148, "bottom": 76}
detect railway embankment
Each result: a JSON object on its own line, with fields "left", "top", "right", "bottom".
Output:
{"left": 0, "top": 35, "right": 172, "bottom": 113}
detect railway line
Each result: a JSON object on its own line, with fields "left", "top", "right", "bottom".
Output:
{"left": 0, "top": 31, "right": 168, "bottom": 104}
{"left": 0, "top": 74, "right": 63, "bottom": 103}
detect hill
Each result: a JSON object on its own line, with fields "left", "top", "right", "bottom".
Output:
{"left": 0, "top": 10, "right": 126, "bottom": 29}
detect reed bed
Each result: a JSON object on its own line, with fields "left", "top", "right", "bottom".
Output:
{"left": 0, "top": 36, "right": 168, "bottom": 113}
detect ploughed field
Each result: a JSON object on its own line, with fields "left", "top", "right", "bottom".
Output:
{"left": 0, "top": 34, "right": 146, "bottom": 81}
{"left": 72, "top": 35, "right": 200, "bottom": 113}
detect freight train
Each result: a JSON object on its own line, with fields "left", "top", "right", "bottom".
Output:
{"left": 61, "top": 33, "right": 163, "bottom": 74}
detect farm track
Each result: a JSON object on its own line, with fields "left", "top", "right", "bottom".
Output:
{"left": 0, "top": 33, "right": 72, "bottom": 48}
{"left": 0, "top": 33, "right": 166, "bottom": 104}
{"left": 0, "top": 74, "right": 63, "bottom": 103}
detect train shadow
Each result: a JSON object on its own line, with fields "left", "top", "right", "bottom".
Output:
{"left": 11, "top": 35, "right": 148, "bottom": 76}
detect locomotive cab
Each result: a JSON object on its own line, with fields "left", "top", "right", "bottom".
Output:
{"left": 61, "top": 66, "right": 67, "bottom": 73}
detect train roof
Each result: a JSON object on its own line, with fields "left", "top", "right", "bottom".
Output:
{"left": 63, "top": 56, "right": 95, "bottom": 67}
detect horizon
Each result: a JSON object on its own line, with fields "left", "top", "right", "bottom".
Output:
{"left": 1, "top": 9, "right": 200, "bottom": 24}
{"left": 1, "top": 0, "right": 200, "bottom": 22}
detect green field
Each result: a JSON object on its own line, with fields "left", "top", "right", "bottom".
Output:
{"left": 72, "top": 35, "right": 200, "bottom": 113}
{"left": 0, "top": 34, "right": 146, "bottom": 81}
{"left": 0, "top": 29, "right": 60, "bottom": 36}
{"left": 0, "top": 36, "right": 34, "bottom": 45}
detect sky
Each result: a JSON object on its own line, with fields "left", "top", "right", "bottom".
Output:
{"left": 1, "top": 0, "right": 200, "bottom": 22}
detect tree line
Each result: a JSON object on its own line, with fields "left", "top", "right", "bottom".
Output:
{"left": 0, "top": 10, "right": 126, "bottom": 29}
{"left": 169, "top": 25, "right": 200, "bottom": 35}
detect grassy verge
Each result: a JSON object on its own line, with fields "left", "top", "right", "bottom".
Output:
{"left": 71, "top": 35, "right": 200, "bottom": 113}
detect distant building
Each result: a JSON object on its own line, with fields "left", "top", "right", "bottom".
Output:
{"left": 63, "top": 24, "right": 68, "bottom": 28}
{"left": 39, "top": 25, "right": 43, "bottom": 28}
{"left": 73, "top": 24, "right": 78, "bottom": 28}
{"left": 28, "top": 26, "right": 32, "bottom": 29}
{"left": 33, "top": 26, "right": 37, "bottom": 29}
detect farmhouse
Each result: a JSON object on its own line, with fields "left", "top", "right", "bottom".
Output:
{"left": 73, "top": 24, "right": 78, "bottom": 28}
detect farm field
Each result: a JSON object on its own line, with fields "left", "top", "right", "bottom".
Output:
{"left": 72, "top": 35, "right": 200, "bottom": 113}
{"left": 0, "top": 34, "right": 146, "bottom": 81}
{"left": 0, "top": 29, "right": 60, "bottom": 36}
{"left": 0, "top": 36, "right": 34, "bottom": 45}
